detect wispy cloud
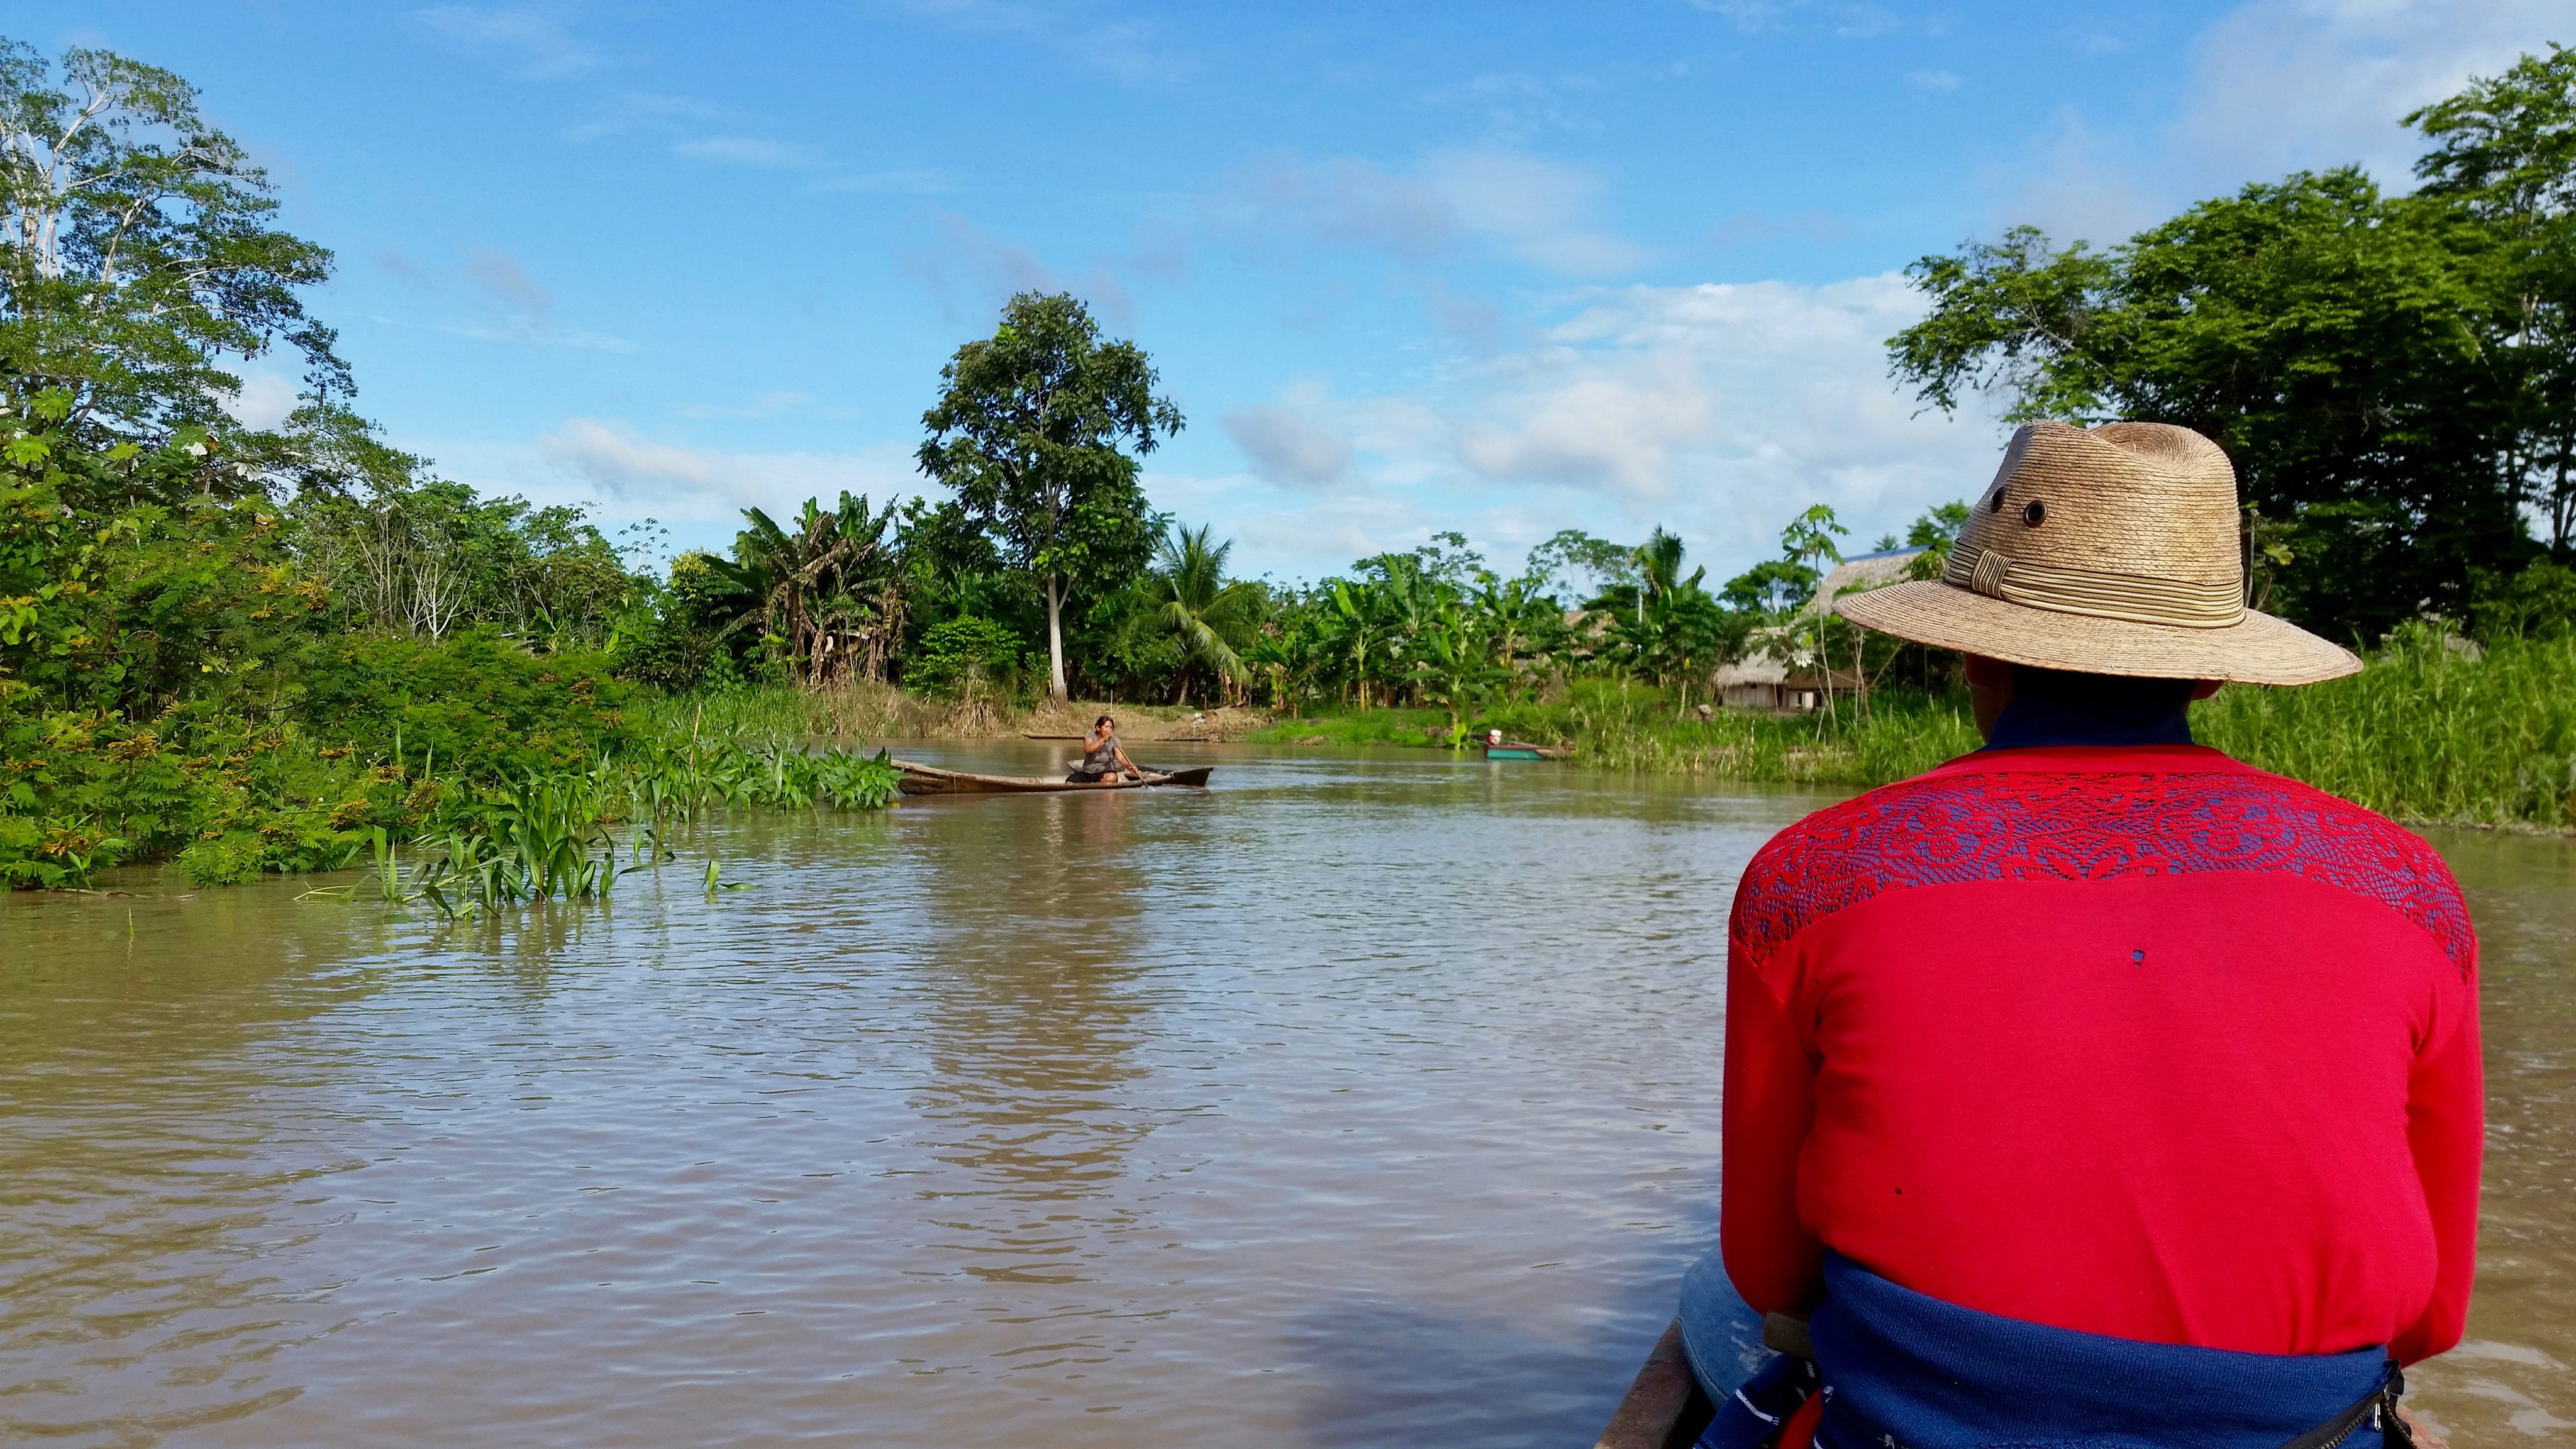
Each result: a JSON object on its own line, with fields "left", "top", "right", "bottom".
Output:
{"left": 896, "top": 0, "right": 1193, "bottom": 85}
{"left": 901, "top": 211, "right": 1143, "bottom": 329}
{"left": 377, "top": 245, "right": 634, "bottom": 351}
{"left": 1994, "top": 0, "right": 2567, "bottom": 247}
{"left": 1907, "top": 69, "right": 1961, "bottom": 91}
{"left": 1416, "top": 71, "right": 1604, "bottom": 143}
{"left": 560, "top": 90, "right": 728, "bottom": 143}
{"left": 678, "top": 142, "right": 948, "bottom": 193}
{"left": 1223, "top": 384, "right": 1357, "bottom": 490}
{"left": 806, "top": 169, "right": 954, "bottom": 194}
{"left": 408, "top": 5, "right": 603, "bottom": 78}
{"left": 1208, "top": 147, "right": 1653, "bottom": 277}
{"left": 1687, "top": 0, "right": 1918, "bottom": 39}
{"left": 673, "top": 136, "right": 834, "bottom": 169}
{"left": 536, "top": 421, "right": 921, "bottom": 519}
{"left": 2171, "top": 0, "right": 2570, "bottom": 189}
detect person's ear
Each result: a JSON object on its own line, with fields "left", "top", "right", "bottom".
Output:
{"left": 1962, "top": 654, "right": 2011, "bottom": 689}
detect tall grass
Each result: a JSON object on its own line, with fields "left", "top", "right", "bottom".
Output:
{"left": 1563, "top": 680, "right": 1982, "bottom": 784}
{"left": 2195, "top": 624, "right": 2576, "bottom": 829}
{"left": 1245, "top": 681, "right": 1982, "bottom": 786}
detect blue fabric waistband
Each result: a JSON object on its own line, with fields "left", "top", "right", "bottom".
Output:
{"left": 1807, "top": 1253, "right": 2390, "bottom": 1449}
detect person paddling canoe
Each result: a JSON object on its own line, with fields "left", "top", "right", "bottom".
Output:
{"left": 1680, "top": 422, "right": 2474, "bottom": 1449}
{"left": 1068, "top": 714, "right": 1143, "bottom": 785}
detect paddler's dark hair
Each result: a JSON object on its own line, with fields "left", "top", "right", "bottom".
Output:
{"left": 1095, "top": 714, "right": 1114, "bottom": 729}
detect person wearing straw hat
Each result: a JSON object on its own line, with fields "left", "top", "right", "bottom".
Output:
{"left": 1681, "top": 422, "right": 2479, "bottom": 1449}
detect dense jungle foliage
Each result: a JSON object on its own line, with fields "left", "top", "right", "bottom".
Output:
{"left": 8, "top": 40, "right": 2576, "bottom": 892}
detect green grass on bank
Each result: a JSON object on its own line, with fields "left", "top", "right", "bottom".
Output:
{"left": 2197, "top": 624, "right": 2576, "bottom": 830}
{"left": 1247, "top": 680, "right": 1984, "bottom": 786}
{"left": 1250, "top": 626, "right": 2576, "bottom": 830}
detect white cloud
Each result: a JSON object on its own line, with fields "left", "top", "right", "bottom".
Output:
{"left": 533, "top": 420, "right": 923, "bottom": 522}
{"left": 2001, "top": 0, "right": 2567, "bottom": 243}
{"left": 409, "top": 6, "right": 602, "bottom": 78}
{"left": 221, "top": 371, "right": 301, "bottom": 431}
{"left": 2172, "top": 0, "right": 2568, "bottom": 187}
{"left": 1191, "top": 275, "right": 2004, "bottom": 582}
{"left": 1456, "top": 353, "right": 1711, "bottom": 500}
{"left": 1907, "top": 69, "right": 1961, "bottom": 92}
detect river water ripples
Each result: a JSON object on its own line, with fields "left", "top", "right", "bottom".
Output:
{"left": 1, "top": 744, "right": 2568, "bottom": 1445}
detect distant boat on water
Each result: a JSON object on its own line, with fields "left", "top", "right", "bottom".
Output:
{"left": 892, "top": 759, "right": 1213, "bottom": 795}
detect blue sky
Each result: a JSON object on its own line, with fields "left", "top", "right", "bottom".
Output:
{"left": 21, "top": 1, "right": 2570, "bottom": 584}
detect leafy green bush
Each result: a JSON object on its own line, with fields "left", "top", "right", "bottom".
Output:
{"left": 175, "top": 830, "right": 266, "bottom": 885}
{"left": 297, "top": 629, "right": 636, "bottom": 777}
{"left": 906, "top": 616, "right": 1027, "bottom": 698}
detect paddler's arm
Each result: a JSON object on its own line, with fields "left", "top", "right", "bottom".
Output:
{"left": 1721, "top": 884, "right": 1826, "bottom": 1315}
{"left": 2392, "top": 931, "right": 2484, "bottom": 1365}
{"left": 1113, "top": 741, "right": 1142, "bottom": 778}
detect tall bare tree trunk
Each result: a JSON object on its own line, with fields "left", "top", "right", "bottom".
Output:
{"left": 1045, "top": 572, "right": 1069, "bottom": 701}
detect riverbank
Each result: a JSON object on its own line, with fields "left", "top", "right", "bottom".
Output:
{"left": 667, "top": 621, "right": 2575, "bottom": 831}
{"left": 1233, "top": 625, "right": 2576, "bottom": 831}
{"left": 9, "top": 623, "right": 2564, "bottom": 891}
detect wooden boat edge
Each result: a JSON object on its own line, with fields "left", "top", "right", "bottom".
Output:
{"left": 1594, "top": 1318, "right": 1713, "bottom": 1449}
{"left": 891, "top": 760, "right": 1213, "bottom": 794}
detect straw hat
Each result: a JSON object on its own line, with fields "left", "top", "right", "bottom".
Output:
{"left": 1835, "top": 421, "right": 2359, "bottom": 685}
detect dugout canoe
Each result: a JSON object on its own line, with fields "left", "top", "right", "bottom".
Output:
{"left": 891, "top": 759, "right": 1214, "bottom": 796}
{"left": 1596, "top": 1312, "right": 1813, "bottom": 1449}
{"left": 1594, "top": 1319, "right": 1713, "bottom": 1449}
{"left": 1484, "top": 742, "right": 1570, "bottom": 761}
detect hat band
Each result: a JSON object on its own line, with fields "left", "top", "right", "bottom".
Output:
{"left": 1945, "top": 543, "right": 2246, "bottom": 629}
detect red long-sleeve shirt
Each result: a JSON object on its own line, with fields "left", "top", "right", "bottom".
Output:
{"left": 1720, "top": 744, "right": 2481, "bottom": 1365}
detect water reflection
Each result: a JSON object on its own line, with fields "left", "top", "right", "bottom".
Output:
{"left": 904, "top": 790, "right": 1165, "bottom": 1282}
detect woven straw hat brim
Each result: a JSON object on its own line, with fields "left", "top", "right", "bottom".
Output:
{"left": 1836, "top": 578, "right": 2361, "bottom": 686}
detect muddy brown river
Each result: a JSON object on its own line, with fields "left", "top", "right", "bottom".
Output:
{"left": 2, "top": 745, "right": 2568, "bottom": 1446}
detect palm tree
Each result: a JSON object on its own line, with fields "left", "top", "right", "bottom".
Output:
{"left": 1320, "top": 579, "right": 1387, "bottom": 708}
{"left": 1146, "top": 523, "right": 1263, "bottom": 705}
{"left": 709, "top": 492, "right": 903, "bottom": 686}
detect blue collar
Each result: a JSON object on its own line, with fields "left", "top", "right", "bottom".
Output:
{"left": 1982, "top": 692, "right": 2195, "bottom": 750}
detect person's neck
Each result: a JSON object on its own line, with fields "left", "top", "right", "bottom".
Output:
{"left": 1982, "top": 691, "right": 2195, "bottom": 750}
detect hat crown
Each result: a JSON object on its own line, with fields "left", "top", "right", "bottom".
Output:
{"left": 1960, "top": 421, "right": 2241, "bottom": 589}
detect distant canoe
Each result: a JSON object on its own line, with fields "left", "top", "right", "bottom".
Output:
{"left": 1485, "top": 742, "right": 1569, "bottom": 761}
{"left": 891, "top": 759, "right": 1214, "bottom": 796}
{"left": 1593, "top": 1319, "right": 1712, "bottom": 1449}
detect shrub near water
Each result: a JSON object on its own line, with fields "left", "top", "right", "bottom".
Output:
{"left": 299, "top": 629, "right": 638, "bottom": 775}
{"left": 2196, "top": 623, "right": 2576, "bottom": 829}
